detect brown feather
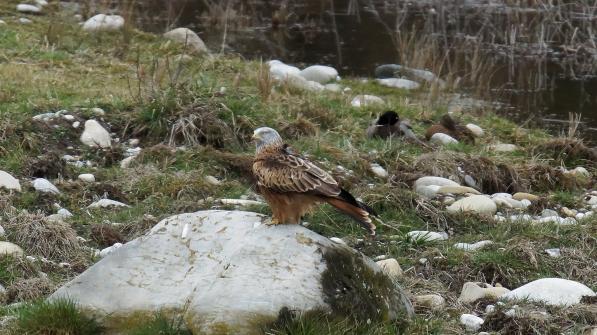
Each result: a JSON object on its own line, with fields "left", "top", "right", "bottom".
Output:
{"left": 325, "top": 198, "right": 376, "bottom": 235}
{"left": 253, "top": 141, "right": 377, "bottom": 235}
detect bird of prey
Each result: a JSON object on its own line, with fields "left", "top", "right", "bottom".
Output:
{"left": 252, "top": 127, "right": 377, "bottom": 236}
{"left": 367, "top": 111, "right": 430, "bottom": 147}
{"left": 425, "top": 114, "right": 475, "bottom": 143}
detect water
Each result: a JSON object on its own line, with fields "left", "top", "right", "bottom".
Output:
{"left": 134, "top": 0, "right": 597, "bottom": 143}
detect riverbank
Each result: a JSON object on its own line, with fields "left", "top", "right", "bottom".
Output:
{"left": 0, "top": 2, "right": 595, "bottom": 334}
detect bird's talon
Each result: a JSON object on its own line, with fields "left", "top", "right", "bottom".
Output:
{"left": 264, "top": 218, "right": 280, "bottom": 226}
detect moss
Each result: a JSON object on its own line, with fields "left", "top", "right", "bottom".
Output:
{"left": 320, "top": 246, "right": 413, "bottom": 323}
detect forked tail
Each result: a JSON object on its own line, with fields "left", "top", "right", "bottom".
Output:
{"left": 325, "top": 189, "right": 379, "bottom": 236}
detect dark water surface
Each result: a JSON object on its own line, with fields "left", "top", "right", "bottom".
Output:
{"left": 134, "top": 0, "right": 597, "bottom": 143}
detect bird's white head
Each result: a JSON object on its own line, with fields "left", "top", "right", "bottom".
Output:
{"left": 252, "top": 127, "right": 283, "bottom": 152}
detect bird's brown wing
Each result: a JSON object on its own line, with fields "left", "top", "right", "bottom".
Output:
{"left": 254, "top": 144, "right": 377, "bottom": 236}
{"left": 253, "top": 145, "right": 340, "bottom": 197}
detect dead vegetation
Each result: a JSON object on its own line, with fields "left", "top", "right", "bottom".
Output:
{"left": 3, "top": 211, "right": 82, "bottom": 261}
{"left": 482, "top": 303, "right": 597, "bottom": 335}
{"left": 90, "top": 224, "right": 126, "bottom": 249}
{"left": 167, "top": 102, "right": 238, "bottom": 148}
{"left": 394, "top": 151, "right": 586, "bottom": 194}
{"left": 7, "top": 277, "right": 55, "bottom": 303}
{"left": 531, "top": 138, "right": 597, "bottom": 168}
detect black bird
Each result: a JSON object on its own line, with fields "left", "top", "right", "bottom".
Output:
{"left": 366, "top": 111, "right": 400, "bottom": 139}
{"left": 367, "top": 111, "right": 429, "bottom": 147}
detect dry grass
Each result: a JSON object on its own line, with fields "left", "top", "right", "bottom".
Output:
{"left": 396, "top": 151, "right": 583, "bottom": 194}
{"left": 257, "top": 61, "right": 273, "bottom": 102}
{"left": 3, "top": 211, "right": 81, "bottom": 261}
{"left": 7, "top": 277, "right": 55, "bottom": 303}
{"left": 168, "top": 102, "right": 238, "bottom": 148}
{"left": 278, "top": 115, "right": 319, "bottom": 139}
{"left": 90, "top": 224, "right": 126, "bottom": 249}
{"left": 531, "top": 138, "right": 597, "bottom": 167}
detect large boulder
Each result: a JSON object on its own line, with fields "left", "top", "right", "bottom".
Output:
{"left": 50, "top": 210, "right": 412, "bottom": 333}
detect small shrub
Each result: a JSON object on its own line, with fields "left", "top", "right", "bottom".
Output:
{"left": 14, "top": 299, "right": 103, "bottom": 335}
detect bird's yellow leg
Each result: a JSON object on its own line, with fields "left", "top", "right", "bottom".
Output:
{"left": 264, "top": 216, "right": 281, "bottom": 226}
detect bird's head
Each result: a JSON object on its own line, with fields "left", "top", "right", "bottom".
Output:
{"left": 252, "top": 127, "right": 283, "bottom": 152}
{"left": 377, "top": 111, "right": 399, "bottom": 126}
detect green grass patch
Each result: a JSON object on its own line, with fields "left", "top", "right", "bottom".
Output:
{"left": 10, "top": 299, "right": 103, "bottom": 335}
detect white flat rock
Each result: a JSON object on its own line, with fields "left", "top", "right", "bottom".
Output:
{"left": 80, "top": 120, "right": 111, "bottom": 148}
{"left": 32, "top": 178, "right": 60, "bottom": 194}
{"left": 501, "top": 278, "right": 595, "bottom": 306}
{"left": 88, "top": 199, "right": 130, "bottom": 209}
{"left": 465, "top": 123, "right": 484, "bottom": 137}
{"left": 460, "top": 314, "right": 484, "bottom": 332}
{"left": 50, "top": 210, "right": 413, "bottom": 333}
{"left": 415, "top": 184, "right": 441, "bottom": 198}
{"left": 98, "top": 243, "right": 123, "bottom": 258}
{"left": 370, "top": 163, "right": 388, "bottom": 178}
{"left": 163, "top": 28, "right": 208, "bottom": 54}
{"left": 82, "top": 14, "right": 124, "bottom": 32}
{"left": 0, "top": 241, "right": 24, "bottom": 257}
{"left": 350, "top": 95, "right": 384, "bottom": 107}
{"left": 57, "top": 208, "right": 73, "bottom": 219}
{"left": 430, "top": 133, "right": 458, "bottom": 145}
{"left": 376, "top": 78, "right": 420, "bottom": 90}
{"left": 0, "top": 170, "right": 21, "bottom": 192}
{"left": 458, "top": 282, "right": 510, "bottom": 303}
{"left": 17, "top": 4, "right": 41, "bottom": 14}
{"left": 453, "top": 240, "right": 493, "bottom": 251}
{"left": 544, "top": 248, "right": 561, "bottom": 258}
{"left": 299, "top": 65, "right": 339, "bottom": 84}
{"left": 407, "top": 230, "right": 448, "bottom": 242}
{"left": 415, "top": 176, "right": 460, "bottom": 188}
{"left": 78, "top": 174, "right": 95, "bottom": 183}
{"left": 437, "top": 185, "right": 480, "bottom": 195}
{"left": 268, "top": 60, "right": 301, "bottom": 80}
{"left": 282, "top": 74, "right": 324, "bottom": 92}
{"left": 375, "top": 258, "right": 402, "bottom": 278}
{"left": 447, "top": 195, "right": 497, "bottom": 215}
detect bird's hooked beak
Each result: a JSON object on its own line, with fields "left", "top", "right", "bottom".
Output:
{"left": 251, "top": 131, "right": 260, "bottom": 141}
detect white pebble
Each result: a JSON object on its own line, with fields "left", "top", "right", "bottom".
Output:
{"left": 453, "top": 240, "right": 493, "bottom": 251}
{"left": 78, "top": 173, "right": 95, "bottom": 183}
{"left": 329, "top": 237, "right": 346, "bottom": 245}
{"left": 57, "top": 208, "right": 73, "bottom": 218}
{"left": 407, "top": 230, "right": 448, "bottom": 242}
{"left": 544, "top": 248, "right": 561, "bottom": 258}
{"left": 459, "top": 314, "right": 484, "bottom": 331}
{"left": 17, "top": 4, "right": 41, "bottom": 14}
{"left": 370, "top": 163, "right": 388, "bottom": 178}
{"left": 88, "top": 199, "right": 130, "bottom": 209}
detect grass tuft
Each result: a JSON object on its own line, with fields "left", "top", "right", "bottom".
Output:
{"left": 10, "top": 299, "right": 103, "bottom": 335}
